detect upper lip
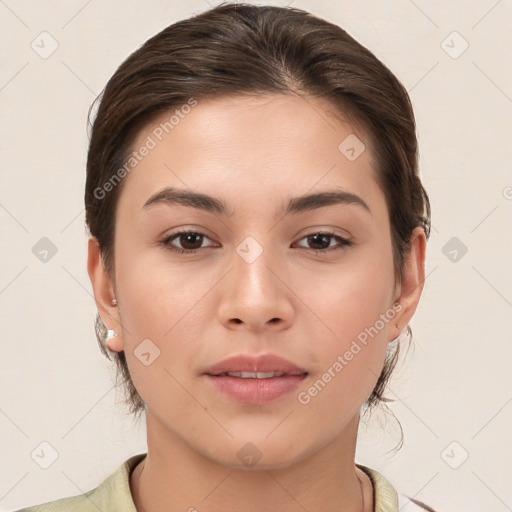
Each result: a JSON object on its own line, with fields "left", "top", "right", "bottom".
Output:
{"left": 203, "top": 353, "right": 308, "bottom": 376}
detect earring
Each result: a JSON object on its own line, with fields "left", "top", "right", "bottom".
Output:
{"left": 111, "top": 298, "right": 118, "bottom": 306}
{"left": 106, "top": 329, "right": 118, "bottom": 339}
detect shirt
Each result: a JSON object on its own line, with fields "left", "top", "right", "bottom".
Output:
{"left": 15, "top": 453, "right": 436, "bottom": 511}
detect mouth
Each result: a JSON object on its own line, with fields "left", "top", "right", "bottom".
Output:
{"left": 202, "top": 353, "right": 308, "bottom": 404}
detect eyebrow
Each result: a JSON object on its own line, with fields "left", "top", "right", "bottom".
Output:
{"left": 143, "top": 186, "right": 371, "bottom": 217}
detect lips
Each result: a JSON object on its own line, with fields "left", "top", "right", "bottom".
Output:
{"left": 202, "top": 353, "right": 308, "bottom": 404}
{"left": 202, "top": 353, "right": 308, "bottom": 377}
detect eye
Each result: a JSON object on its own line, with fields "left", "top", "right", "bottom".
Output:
{"left": 294, "top": 231, "right": 353, "bottom": 253}
{"left": 160, "top": 230, "right": 217, "bottom": 254}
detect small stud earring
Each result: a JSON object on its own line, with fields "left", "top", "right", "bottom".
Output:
{"left": 106, "top": 329, "right": 118, "bottom": 340}
{"left": 112, "top": 298, "right": 118, "bottom": 306}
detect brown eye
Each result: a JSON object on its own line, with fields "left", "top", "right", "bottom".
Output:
{"left": 306, "top": 234, "right": 331, "bottom": 250}
{"left": 294, "top": 232, "right": 352, "bottom": 253}
{"left": 161, "top": 230, "right": 215, "bottom": 254}
{"left": 176, "top": 232, "right": 204, "bottom": 250}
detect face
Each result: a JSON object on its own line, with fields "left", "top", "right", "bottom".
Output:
{"left": 90, "top": 93, "right": 423, "bottom": 470}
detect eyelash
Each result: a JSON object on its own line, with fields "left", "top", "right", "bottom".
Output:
{"left": 160, "top": 229, "right": 353, "bottom": 255}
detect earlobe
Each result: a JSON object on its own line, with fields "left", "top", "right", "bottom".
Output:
{"left": 106, "top": 328, "right": 123, "bottom": 353}
{"left": 389, "top": 227, "right": 426, "bottom": 342}
{"left": 87, "top": 236, "right": 124, "bottom": 352}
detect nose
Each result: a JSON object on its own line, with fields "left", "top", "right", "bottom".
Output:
{"left": 216, "top": 239, "right": 294, "bottom": 332}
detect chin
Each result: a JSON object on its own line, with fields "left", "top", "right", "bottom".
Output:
{"left": 199, "top": 432, "right": 315, "bottom": 472}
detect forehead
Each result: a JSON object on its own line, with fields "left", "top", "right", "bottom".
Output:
{"left": 117, "top": 93, "right": 384, "bottom": 218}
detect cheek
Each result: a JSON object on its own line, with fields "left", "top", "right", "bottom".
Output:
{"left": 116, "top": 279, "right": 210, "bottom": 358}
{"left": 293, "top": 315, "right": 391, "bottom": 435}
{"left": 301, "top": 243, "right": 395, "bottom": 343}
{"left": 113, "top": 247, "right": 219, "bottom": 392}
{"left": 114, "top": 234, "right": 214, "bottom": 336}
{"left": 294, "top": 248, "right": 395, "bottom": 412}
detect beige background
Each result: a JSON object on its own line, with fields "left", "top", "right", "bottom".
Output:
{"left": 1, "top": 1, "right": 511, "bottom": 511}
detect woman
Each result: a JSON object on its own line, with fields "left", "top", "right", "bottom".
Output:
{"left": 17, "top": 3, "right": 437, "bottom": 511}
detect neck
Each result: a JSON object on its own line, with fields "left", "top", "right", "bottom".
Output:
{"left": 130, "top": 410, "right": 373, "bottom": 512}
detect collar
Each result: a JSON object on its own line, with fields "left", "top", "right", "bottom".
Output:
{"left": 94, "top": 454, "right": 401, "bottom": 511}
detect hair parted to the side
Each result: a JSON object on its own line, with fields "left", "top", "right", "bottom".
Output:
{"left": 85, "top": 2, "right": 431, "bottom": 424}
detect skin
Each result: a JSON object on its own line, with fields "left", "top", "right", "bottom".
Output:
{"left": 88, "top": 93, "right": 426, "bottom": 512}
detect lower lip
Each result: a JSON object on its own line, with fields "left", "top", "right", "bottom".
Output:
{"left": 204, "top": 374, "right": 307, "bottom": 404}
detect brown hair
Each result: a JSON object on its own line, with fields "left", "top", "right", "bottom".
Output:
{"left": 85, "top": 2, "right": 431, "bottom": 421}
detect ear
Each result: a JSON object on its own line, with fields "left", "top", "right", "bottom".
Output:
{"left": 87, "top": 236, "right": 124, "bottom": 352}
{"left": 388, "top": 226, "right": 427, "bottom": 342}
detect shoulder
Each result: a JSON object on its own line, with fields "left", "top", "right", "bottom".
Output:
{"left": 13, "top": 493, "right": 98, "bottom": 512}
{"left": 12, "top": 453, "right": 147, "bottom": 512}
{"left": 356, "top": 463, "right": 439, "bottom": 512}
